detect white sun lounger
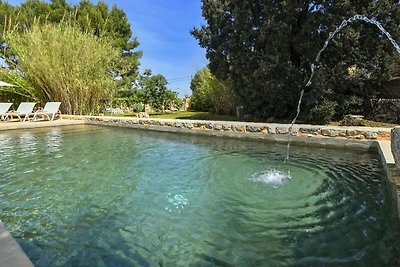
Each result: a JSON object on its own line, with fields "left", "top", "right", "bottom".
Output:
{"left": 33, "top": 102, "right": 61, "bottom": 121}
{"left": 0, "top": 103, "right": 12, "bottom": 121}
{"left": 5, "top": 102, "right": 36, "bottom": 122}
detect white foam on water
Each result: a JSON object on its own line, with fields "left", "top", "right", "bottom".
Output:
{"left": 250, "top": 169, "right": 292, "bottom": 188}
{"left": 165, "top": 193, "right": 189, "bottom": 213}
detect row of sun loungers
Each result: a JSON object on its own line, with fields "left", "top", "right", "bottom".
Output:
{"left": 0, "top": 102, "right": 61, "bottom": 122}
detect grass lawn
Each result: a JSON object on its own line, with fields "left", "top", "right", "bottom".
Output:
{"left": 328, "top": 120, "right": 397, "bottom": 128}
{"left": 149, "top": 111, "right": 247, "bottom": 121}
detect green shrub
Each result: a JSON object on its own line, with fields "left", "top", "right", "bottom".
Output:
{"left": 339, "top": 115, "right": 367, "bottom": 126}
{"left": 132, "top": 102, "right": 144, "bottom": 112}
{"left": 190, "top": 67, "right": 238, "bottom": 115}
{"left": 309, "top": 100, "right": 337, "bottom": 124}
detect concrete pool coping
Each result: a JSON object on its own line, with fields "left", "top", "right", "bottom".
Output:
{"left": 0, "top": 119, "right": 84, "bottom": 131}
{"left": 0, "top": 222, "right": 33, "bottom": 267}
{"left": 0, "top": 116, "right": 399, "bottom": 266}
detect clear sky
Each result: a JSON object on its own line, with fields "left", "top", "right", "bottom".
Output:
{"left": 6, "top": 0, "right": 208, "bottom": 97}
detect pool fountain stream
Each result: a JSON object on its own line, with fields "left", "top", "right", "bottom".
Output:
{"left": 285, "top": 14, "right": 400, "bottom": 161}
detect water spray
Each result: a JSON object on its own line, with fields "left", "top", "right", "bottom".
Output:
{"left": 284, "top": 14, "right": 400, "bottom": 162}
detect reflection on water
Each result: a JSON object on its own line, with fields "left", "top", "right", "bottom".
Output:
{"left": 0, "top": 125, "right": 399, "bottom": 266}
{"left": 45, "top": 128, "right": 63, "bottom": 158}
{"left": 19, "top": 132, "right": 37, "bottom": 157}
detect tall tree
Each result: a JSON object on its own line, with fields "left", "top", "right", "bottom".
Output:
{"left": 192, "top": 0, "right": 400, "bottom": 122}
{"left": 190, "top": 67, "right": 237, "bottom": 115}
{"left": 135, "top": 70, "right": 181, "bottom": 111}
{"left": 73, "top": 1, "right": 142, "bottom": 87}
{"left": 190, "top": 68, "right": 214, "bottom": 112}
{"left": 0, "top": 1, "right": 16, "bottom": 62}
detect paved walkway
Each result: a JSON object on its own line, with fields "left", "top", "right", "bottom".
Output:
{"left": 0, "top": 119, "right": 84, "bottom": 131}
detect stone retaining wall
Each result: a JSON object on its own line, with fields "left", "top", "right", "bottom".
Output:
{"left": 62, "top": 115, "right": 391, "bottom": 140}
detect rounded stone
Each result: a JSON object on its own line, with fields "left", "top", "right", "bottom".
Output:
{"left": 347, "top": 130, "right": 362, "bottom": 136}
{"left": 299, "top": 128, "right": 320, "bottom": 135}
{"left": 205, "top": 123, "right": 214, "bottom": 130}
{"left": 276, "top": 127, "right": 289, "bottom": 134}
{"left": 222, "top": 124, "right": 232, "bottom": 131}
{"left": 246, "top": 125, "right": 262, "bottom": 132}
{"left": 321, "top": 129, "right": 339, "bottom": 137}
{"left": 363, "top": 131, "right": 378, "bottom": 139}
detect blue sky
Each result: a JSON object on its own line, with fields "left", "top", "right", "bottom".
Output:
{"left": 6, "top": 0, "right": 208, "bottom": 97}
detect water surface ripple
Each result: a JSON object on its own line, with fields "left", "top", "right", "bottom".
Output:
{"left": 0, "top": 125, "right": 399, "bottom": 266}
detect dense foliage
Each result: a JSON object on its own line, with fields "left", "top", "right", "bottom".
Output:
{"left": 0, "top": 0, "right": 182, "bottom": 114}
{"left": 190, "top": 67, "right": 237, "bottom": 115}
{"left": 5, "top": 22, "right": 119, "bottom": 114}
{"left": 135, "top": 70, "right": 181, "bottom": 111}
{"left": 115, "top": 70, "right": 182, "bottom": 112}
{"left": 192, "top": 1, "right": 400, "bottom": 123}
{"left": 0, "top": 0, "right": 141, "bottom": 88}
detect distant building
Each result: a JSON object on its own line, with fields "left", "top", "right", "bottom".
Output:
{"left": 372, "top": 77, "right": 400, "bottom": 123}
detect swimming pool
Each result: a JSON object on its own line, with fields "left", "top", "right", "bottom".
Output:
{"left": 0, "top": 125, "right": 399, "bottom": 266}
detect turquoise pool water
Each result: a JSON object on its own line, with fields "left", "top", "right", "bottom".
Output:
{"left": 0, "top": 125, "right": 399, "bottom": 266}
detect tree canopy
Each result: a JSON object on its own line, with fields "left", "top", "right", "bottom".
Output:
{"left": 192, "top": 0, "right": 400, "bottom": 122}
{"left": 133, "top": 70, "right": 181, "bottom": 111}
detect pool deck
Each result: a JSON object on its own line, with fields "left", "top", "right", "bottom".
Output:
{"left": 0, "top": 116, "right": 399, "bottom": 266}
{"left": 0, "top": 119, "right": 84, "bottom": 131}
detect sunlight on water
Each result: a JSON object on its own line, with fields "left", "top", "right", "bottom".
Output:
{"left": 250, "top": 169, "right": 292, "bottom": 188}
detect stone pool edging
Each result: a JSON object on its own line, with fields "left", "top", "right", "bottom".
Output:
{"left": 62, "top": 114, "right": 391, "bottom": 141}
